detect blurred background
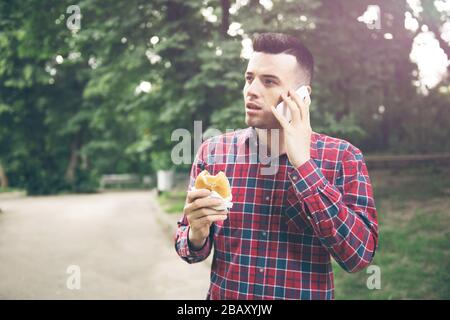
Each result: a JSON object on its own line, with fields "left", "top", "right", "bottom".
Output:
{"left": 0, "top": 0, "right": 449, "bottom": 299}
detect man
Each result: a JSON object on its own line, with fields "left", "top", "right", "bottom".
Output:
{"left": 175, "top": 33, "right": 378, "bottom": 300}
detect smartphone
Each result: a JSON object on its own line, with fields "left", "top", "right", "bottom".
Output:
{"left": 275, "top": 85, "right": 310, "bottom": 122}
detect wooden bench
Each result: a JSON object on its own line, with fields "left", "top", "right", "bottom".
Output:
{"left": 365, "top": 153, "right": 450, "bottom": 170}
{"left": 99, "top": 174, "right": 141, "bottom": 189}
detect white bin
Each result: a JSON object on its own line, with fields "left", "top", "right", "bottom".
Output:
{"left": 157, "top": 169, "right": 174, "bottom": 192}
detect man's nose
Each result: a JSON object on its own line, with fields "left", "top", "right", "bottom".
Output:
{"left": 246, "top": 79, "right": 263, "bottom": 98}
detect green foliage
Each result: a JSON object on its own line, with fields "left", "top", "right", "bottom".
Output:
{"left": 1, "top": 0, "right": 449, "bottom": 194}
{"left": 151, "top": 151, "right": 174, "bottom": 171}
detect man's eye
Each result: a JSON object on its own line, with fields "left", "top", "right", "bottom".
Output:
{"left": 245, "top": 76, "right": 253, "bottom": 81}
{"left": 264, "top": 79, "right": 275, "bottom": 85}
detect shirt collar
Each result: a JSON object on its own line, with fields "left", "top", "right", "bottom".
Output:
{"left": 237, "top": 127, "right": 257, "bottom": 146}
{"left": 237, "top": 126, "right": 319, "bottom": 160}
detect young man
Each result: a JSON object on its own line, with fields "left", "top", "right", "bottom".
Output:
{"left": 175, "top": 33, "right": 378, "bottom": 300}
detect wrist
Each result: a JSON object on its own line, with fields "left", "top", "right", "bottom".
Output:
{"left": 188, "top": 228, "right": 207, "bottom": 250}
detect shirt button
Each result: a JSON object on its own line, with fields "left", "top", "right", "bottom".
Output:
{"left": 293, "top": 176, "right": 298, "bottom": 181}
{"left": 262, "top": 231, "right": 267, "bottom": 238}
{"left": 259, "top": 268, "right": 264, "bottom": 273}
{"left": 265, "top": 196, "right": 270, "bottom": 201}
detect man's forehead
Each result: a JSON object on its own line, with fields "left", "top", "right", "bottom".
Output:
{"left": 245, "top": 52, "right": 298, "bottom": 76}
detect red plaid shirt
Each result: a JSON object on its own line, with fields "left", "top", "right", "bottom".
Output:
{"left": 175, "top": 127, "right": 378, "bottom": 300}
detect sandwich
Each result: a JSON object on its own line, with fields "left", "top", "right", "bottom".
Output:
{"left": 194, "top": 170, "right": 233, "bottom": 211}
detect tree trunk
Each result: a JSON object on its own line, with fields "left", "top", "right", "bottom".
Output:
{"left": 167, "top": 0, "right": 183, "bottom": 21}
{"left": 0, "top": 163, "right": 8, "bottom": 188}
{"left": 65, "top": 134, "right": 81, "bottom": 184}
{"left": 220, "top": 0, "right": 230, "bottom": 37}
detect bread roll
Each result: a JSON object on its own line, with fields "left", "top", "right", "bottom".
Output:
{"left": 194, "top": 170, "right": 231, "bottom": 199}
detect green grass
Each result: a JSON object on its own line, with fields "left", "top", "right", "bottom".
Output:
{"left": 158, "top": 166, "right": 450, "bottom": 299}
{"left": 0, "top": 187, "right": 25, "bottom": 193}
{"left": 333, "top": 166, "right": 450, "bottom": 299}
{"left": 157, "top": 191, "right": 187, "bottom": 214}
{"left": 333, "top": 204, "right": 449, "bottom": 299}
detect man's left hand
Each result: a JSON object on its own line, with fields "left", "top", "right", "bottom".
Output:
{"left": 271, "top": 89, "right": 312, "bottom": 168}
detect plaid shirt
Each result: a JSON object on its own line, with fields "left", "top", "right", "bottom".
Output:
{"left": 175, "top": 127, "right": 378, "bottom": 300}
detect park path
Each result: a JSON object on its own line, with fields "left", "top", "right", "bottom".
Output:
{"left": 0, "top": 191, "right": 211, "bottom": 299}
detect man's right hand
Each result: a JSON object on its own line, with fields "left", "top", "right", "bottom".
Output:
{"left": 184, "top": 188, "right": 228, "bottom": 249}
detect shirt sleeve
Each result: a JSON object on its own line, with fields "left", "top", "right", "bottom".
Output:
{"left": 174, "top": 141, "right": 214, "bottom": 264}
{"left": 287, "top": 145, "right": 379, "bottom": 273}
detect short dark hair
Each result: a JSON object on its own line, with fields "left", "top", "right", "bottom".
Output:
{"left": 252, "top": 32, "right": 314, "bottom": 84}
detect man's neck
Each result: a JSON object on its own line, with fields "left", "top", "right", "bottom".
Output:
{"left": 255, "top": 127, "right": 286, "bottom": 157}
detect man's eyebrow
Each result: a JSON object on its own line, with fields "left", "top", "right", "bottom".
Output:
{"left": 261, "top": 74, "right": 281, "bottom": 81}
{"left": 245, "top": 72, "right": 281, "bottom": 81}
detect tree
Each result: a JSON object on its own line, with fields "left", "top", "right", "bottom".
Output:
{"left": 1, "top": 0, "right": 449, "bottom": 195}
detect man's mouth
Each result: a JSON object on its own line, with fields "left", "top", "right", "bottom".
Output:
{"left": 245, "top": 102, "right": 263, "bottom": 110}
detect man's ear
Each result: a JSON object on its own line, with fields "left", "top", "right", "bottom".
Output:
{"left": 306, "top": 85, "right": 312, "bottom": 96}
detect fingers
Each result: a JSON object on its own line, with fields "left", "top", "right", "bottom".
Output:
{"left": 187, "top": 197, "right": 225, "bottom": 211}
{"left": 186, "top": 188, "right": 211, "bottom": 203}
{"left": 191, "top": 208, "right": 228, "bottom": 221}
{"left": 289, "top": 89, "right": 310, "bottom": 124}
{"left": 184, "top": 197, "right": 227, "bottom": 224}
{"left": 281, "top": 93, "right": 301, "bottom": 123}
{"left": 192, "top": 213, "right": 228, "bottom": 224}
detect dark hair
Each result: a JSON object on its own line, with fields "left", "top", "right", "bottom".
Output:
{"left": 252, "top": 32, "right": 314, "bottom": 84}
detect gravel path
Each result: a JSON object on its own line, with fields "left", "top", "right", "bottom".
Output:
{"left": 0, "top": 191, "right": 211, "bottom": 299}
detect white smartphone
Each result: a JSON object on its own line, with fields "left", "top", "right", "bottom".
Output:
{"left": 275, "top": 85, "right": 310, "bottom": 122}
